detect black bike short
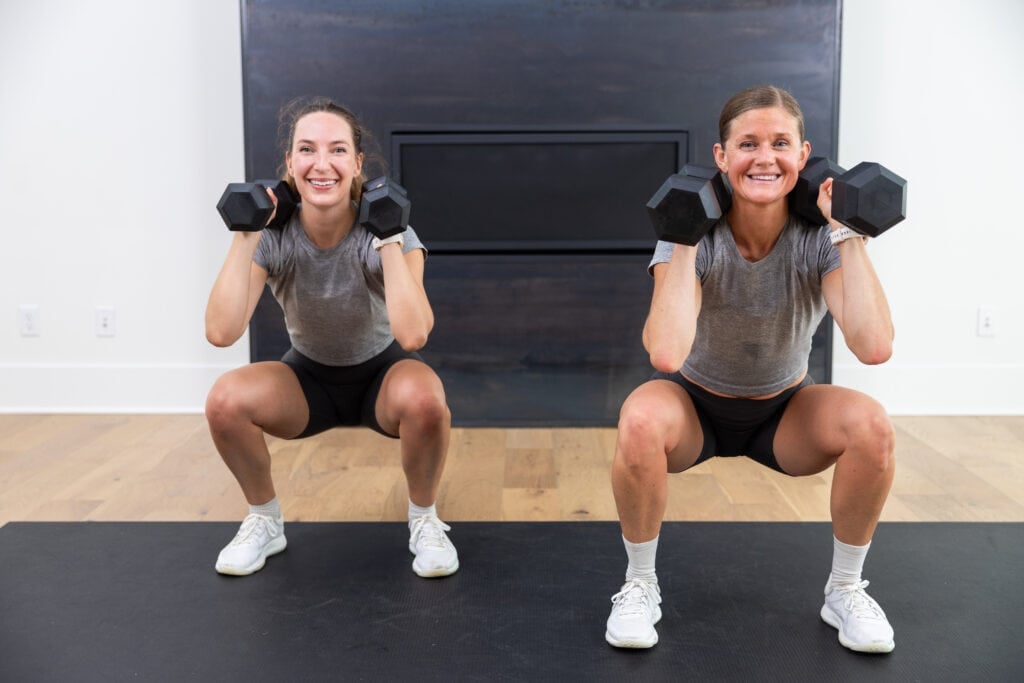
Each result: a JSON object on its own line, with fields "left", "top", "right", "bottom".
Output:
{"left": 650, "top": 372, "right": 814, "bottom": 473}
{"left": 282, "top": 341, "right": 424, "bottom": 439}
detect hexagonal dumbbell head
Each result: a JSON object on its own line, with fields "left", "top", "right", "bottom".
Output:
{"left": 646, "top": 165, "right": 731, "bottom": 246}
{"left": 216, "top": 182, "right": 275, "bottom": 232}
{"left": 831, "top": 162, "right": 908, "bottom": 237}
{"left": 791, "top": 156, "right": 846, "bottom": 226}
{"left": 358, "top": 176, "right": 411, "bottom": 239}
{"left": 255, "top": 179, "right": 299, "bottom": 230}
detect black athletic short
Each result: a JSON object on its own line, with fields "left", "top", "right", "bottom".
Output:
{"left": 651, "top": 372, "right": 814, "bottom": 473}
{"left": 282, "top": 341, "right": 423, "bottom": 439}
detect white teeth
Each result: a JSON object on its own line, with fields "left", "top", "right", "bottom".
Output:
{"left": 310, "top": 179, "right": 337, "bottom": 187}
{"left": 750, "top": 175, "right": 778, "bottom": 181}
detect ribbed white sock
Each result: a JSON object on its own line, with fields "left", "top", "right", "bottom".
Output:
{"left": 408, "top": 500, "right": 436, "bottom": 524}
{"left": 250, "top": 497, "right": 281, "bottom": 520}
{"left": 623, "top": 535, "right": 659, "bottom": 584}
{"left": 829, "top": 535, "right": 870, "bottom": 586}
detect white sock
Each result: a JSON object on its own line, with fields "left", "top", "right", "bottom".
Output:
{"left": 623, "top": 535, "right": 659, "bottom": 585}
{"left": 408, "top": 500, "right": 436, "bottom": 524}
{"left": 249, "top": 497, "right": 282, "bottom": 521}
{"left": 829, "top": 535, "right": 870, "bottom": 587}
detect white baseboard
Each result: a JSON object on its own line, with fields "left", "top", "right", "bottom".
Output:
{"left": 0, "top": 364, "right": 241, "bottom": 413}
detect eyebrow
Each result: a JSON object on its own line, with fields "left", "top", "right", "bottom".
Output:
{"left": 295, "top": 139, "right": 351, "bottom": 146}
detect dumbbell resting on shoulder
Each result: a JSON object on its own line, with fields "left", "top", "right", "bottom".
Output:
{"left": 646, "top": 164, "right": 732, "bottom": 246}
{"left": 216, "top": 179, "right": 299, "bottom": 232}
{"left": 646, "top": 157, "right": 907, "bottom": 245}
{"left": 358, "top": 175, "right": 411, "bottom": 240}
{"left": 790, "top": 157, "right": 907, "bottom": 237}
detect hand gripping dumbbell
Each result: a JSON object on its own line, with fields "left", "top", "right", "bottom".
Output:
{"left": 358, "top": 175, "right": 411, "bottom": 240}
{"left": 646, "top": 165, "right": 732, "bottom": 245}
{"left": 790, "top": 157, "right": 907, "bottom": 237}
{"left": 216, "top": 179, "right": 300, "bottom": 232}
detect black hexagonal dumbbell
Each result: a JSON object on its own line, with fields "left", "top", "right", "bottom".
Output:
{"left": 358, "top": 175, "right": 411, "bottom": 239}
{"left": 791, "top": 157, "right": 907, "bottom": 237}
{"left": 646, "top": 164, "right": 732, "bottom": 246}
{"left": 216, "top": 179, "right": 299, "bottom": 232}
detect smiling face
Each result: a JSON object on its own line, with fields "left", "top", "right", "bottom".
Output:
{"left": 713, "top": 105, "right": 810, "bottom": 208}
{"left": 285, "top": 111, "right": 364, "bottom": 210}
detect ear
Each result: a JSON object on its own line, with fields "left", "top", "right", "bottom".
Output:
{"left": 797, "top": 140, "right": 811, "bottom": 169}
{"left": 285, "top": 152, "right": 293, "bottom": 179}
{"left": 355, "top": 152, "right": 364, "bottom": 177}
{"left": 713, "top": 143, "right": 728, "bottom": 173}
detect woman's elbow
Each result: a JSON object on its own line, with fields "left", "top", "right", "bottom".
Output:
{"left": 395, "top": 327, "right": 429, "bottom": 352}
{"left": 648, "top": 347, "right": 687, "bottom": 374}
{"left": 853, "top": 336, "right": 893, "bottom": 366}
{"left": 205, "top": 324, "right": 240, "bottom": 348}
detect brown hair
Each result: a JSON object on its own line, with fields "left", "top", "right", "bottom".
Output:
{"left": 277, "top": 96, "right": 370, "bottom": 201}
{"left": 718, "top": 85, "right": 805, "bottom": 145}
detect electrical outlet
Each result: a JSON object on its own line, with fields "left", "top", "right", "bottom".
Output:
{"left": 96, "top": 306, "right": 116, "bottom": 337}
{"left": 18, "top": 304, "right": 40, "bottom": 337}
{"left": 977, "top": 307, "right": 996, "bottom": 338}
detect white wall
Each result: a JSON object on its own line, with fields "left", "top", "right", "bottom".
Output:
{"left": 0, "top": 0, "right": 248, "bottom": 412}
{"left": 834, "top": 0, "right": 1024, "bottom": 414}
{"left": 0, "top": 0, "right": 1021, "bottom": 414}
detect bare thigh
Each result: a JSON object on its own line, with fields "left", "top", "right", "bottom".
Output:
{"left": 618, "top": 379, "right": 704, "bottom": 473}
{"left": 773, "top": 384, "right": 892, "bottom": 476}
{"left": 206, "top": 361, "right": 310, "bottom": 439}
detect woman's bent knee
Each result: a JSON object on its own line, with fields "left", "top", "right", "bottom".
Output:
{"left": 846, "top": 406, "right": 896, "bottom": 473}
{"left": 205, "top": 376, "right": 250, "bottom": 431}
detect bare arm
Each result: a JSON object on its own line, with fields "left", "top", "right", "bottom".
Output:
{"left": 818, "top": 178, "right": 894, "bottom": 364}
{"left": 642, "top": 244, "right": 702, "bottom": 373}
{"left": 205, "top": 231, "right": 269, "bottom": 347}
{"left": 378, "top": 243, "right": 434, "bottom": 351}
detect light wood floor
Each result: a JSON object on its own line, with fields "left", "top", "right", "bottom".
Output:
{"left": 1, "top": 415, "right": 1022, "bottom": 525}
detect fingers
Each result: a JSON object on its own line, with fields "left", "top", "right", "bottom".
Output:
{"left": 265, "top": 187, "right": 279, "bottom": 223}
{"left": 816, "top": 177, "right": 834, "bottom": 221}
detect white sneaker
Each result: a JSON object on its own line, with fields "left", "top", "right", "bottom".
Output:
{"left": 820, "top": 580, "right": 895, "bottom": 653}
{"left": 605, "top": 579, "right": 662, "bottom": 648}
{"left": 408, "top": 515, "right": 459, "bottom": 577}
{"left": 215, "top": 513, "right": 287, "bottom": 576}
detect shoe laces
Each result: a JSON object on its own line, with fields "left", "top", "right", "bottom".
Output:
{"left": 409, "top": 515, "right": 452, "bottom": 551}
{"left": 610, "top": 579, "right": 661, "bottom": 617}
{"left": 228, "top": 513, "right": 276, "bottom": 547}
{"left": 831, "top": 580, "right": 886, "bottom": 621}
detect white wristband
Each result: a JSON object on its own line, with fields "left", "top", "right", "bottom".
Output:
{"left": 829, "top": 226, "right": 866, "bottom": 246}
{"left": 371, "top": 233, "right": 404, "bottom": 251}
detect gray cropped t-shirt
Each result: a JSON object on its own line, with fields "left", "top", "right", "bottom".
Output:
{"left": 649, "top": 216, "right": 840, "bottom": 396}
{"left": 254, "top": 208, "right": 426, "bottom": 366}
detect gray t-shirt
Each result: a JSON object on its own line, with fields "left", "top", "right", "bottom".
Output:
{"left": 253, "top": 207, "right": 426, "bottom": 366}
{"left": 649, "top": 216, "right": 840, "bottom": 396}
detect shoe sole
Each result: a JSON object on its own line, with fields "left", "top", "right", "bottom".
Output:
{"left": 215, "top": 535, "right": 288, "bottom": 576}
{"left": 412, "top": 557, "right": 459, "bottom": 578}
{"left": 820, "top": 604, "right": 895, "bottom": 653}
{"left": 605, "top": 631, "right": 658, "bottom": 649}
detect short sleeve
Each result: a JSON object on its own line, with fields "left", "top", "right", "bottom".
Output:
{"left": 646, "top": 237, "right": 711, "bottom": 281}
{"left": 816, "top": 225, "right": 841, "bottom": 278}
{"left": 252, "top": 227, "right": 282, "bottom": 276}
{"left": 402, "top": 224, "right": 427, "bottom": 257}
